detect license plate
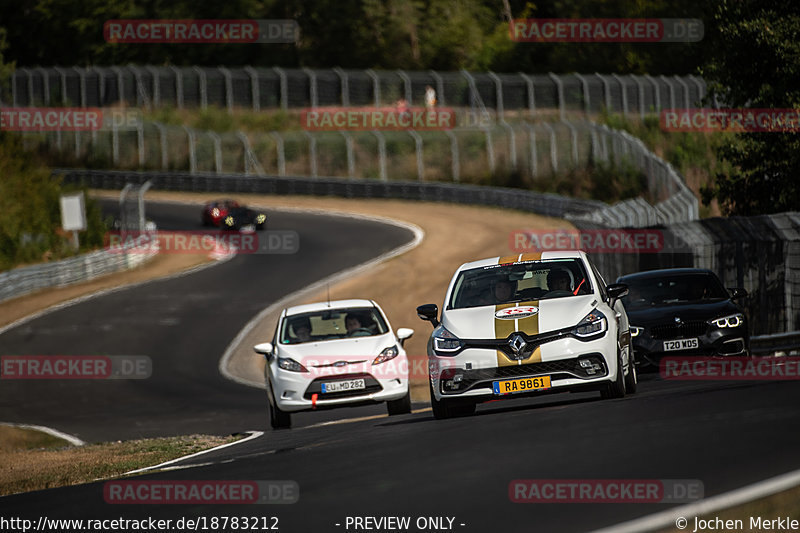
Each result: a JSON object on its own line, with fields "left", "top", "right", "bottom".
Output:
{"left": 321, "top": 379, "right": 365, "bottom": 393}
{"left": 492, "top": 376, "right": 551, "bottom": 395}
{"left": 663, "top": 338, "right": 699, "bottom": 351}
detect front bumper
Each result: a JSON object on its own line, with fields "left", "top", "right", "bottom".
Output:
{"left": 632, "top": 327, "right": 749, "bottom": 370}
{"left": 269, "top": 368, "right": 409, "bottom": 413}
{"left": 428, "top": 334, "right": 618, "bottom": 402}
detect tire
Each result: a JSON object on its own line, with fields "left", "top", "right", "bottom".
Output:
{"left": 600, "top": 349, "right": 626, "bottom": 399}
{"left": 428, "top": 380, "right": 475, "bottom": 419}
{"left": 387, "top": 389, "right": 412, "bottom": 415}
{"left": 624, "top": 347, "right": 638, "bottom": 394}
{"left": 268, "top": 386, "right": 291, "bottom": 429}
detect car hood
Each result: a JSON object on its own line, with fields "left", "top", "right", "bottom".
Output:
{"left": 626, "top": 299, "right": 741, "bottom": 326}
{"left": 442, "top": 295, "right": 598, "bottom": 339}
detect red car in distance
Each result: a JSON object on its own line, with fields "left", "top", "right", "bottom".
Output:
{"left": 201, "top": 199, "right": 241, "bottom": 227}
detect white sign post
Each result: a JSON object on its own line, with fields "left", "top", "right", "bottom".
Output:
{"left": 60, "top": 192, "right": 87, "bottom": 251}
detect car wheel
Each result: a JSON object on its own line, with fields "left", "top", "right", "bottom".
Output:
{"left": 268, "top": 386, "right": 291, "bottom": 429}
{"left": 387, "top": 390, "right": 412, "bottom": 415}
{"left": 623, "top": 347, "right": 638, "bottom": 394}
{"left": 600, "top": 348, "right": 626, "bottom": 399}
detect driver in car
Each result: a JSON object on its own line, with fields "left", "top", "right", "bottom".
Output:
{"left": 345, "top": 313, "right": 370, "bottom": 336}
{"left": 290, "top": 317, "right": 312, "bottom": 343}
{"left": 547, "top": 268, "right": 572, "bottom": 293}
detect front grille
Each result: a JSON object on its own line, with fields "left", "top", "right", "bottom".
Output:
{"left": 461, "top": 329, "right": 571, "bottom": 360}
{"left": 303, "top": 373, "right": 382, "bottom": 400}
{"left": 650, "top": 320, "right": 708, "bottom": 340}
{"left": 439, "top": 354, "right": 607, "bottom": 394}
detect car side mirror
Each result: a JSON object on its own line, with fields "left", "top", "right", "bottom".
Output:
{"left": 253, "top": 342, "right": 274, "bottom": 356}
{"left": 729, "top": 287, "right": 748, "bottom": 300}
{"left": 416, "top": 304, "right": 439, "bottom": 328}
{"left": 606, "top": 283, "right": 628, "bottom": 305}
{"left": 396, "top": 327, "right": 414, "bottom": 347}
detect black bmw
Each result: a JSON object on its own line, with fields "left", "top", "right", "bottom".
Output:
{"left": 616, "top": 268, "right": 750, "bottom": 371}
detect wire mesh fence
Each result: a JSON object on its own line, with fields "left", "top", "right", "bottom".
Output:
{"left": 3, "top": 66, "right": 710, "bottom": 118}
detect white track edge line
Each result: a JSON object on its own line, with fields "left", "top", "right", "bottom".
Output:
{"left": 122, "top": 430, "right": 264, "bottom": 476}
{"left": 588, "top": 466, "right": 800, "bottom": 533}
{"left": 0, "top": 422, "right": 86, "bottom": 446}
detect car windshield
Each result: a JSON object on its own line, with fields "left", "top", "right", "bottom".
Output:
{"left": 448, "top": 258, "right": 592, "bottom": 310}
{"left": 279, "top": 307, "right": 389, "bottom": 344}
{"left": 621, "top": 273, "right": 729, "bottom": 310}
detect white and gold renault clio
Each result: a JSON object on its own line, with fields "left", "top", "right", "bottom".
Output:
{"left": 417, "top": 251, "right": 636, "bottom": 419}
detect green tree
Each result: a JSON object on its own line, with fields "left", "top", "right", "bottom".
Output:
{"left": 700, "top": 0, "right": 800, "bottom": 215}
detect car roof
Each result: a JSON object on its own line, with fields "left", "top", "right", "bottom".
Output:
{"left": 456, "top": 250, "right": 588, "bottom": 273}
{"left": 284, "top": 299, "right": 378, "bottom": 316}
{"left": 618, "top": 268, "right": 715, "bottom": 281}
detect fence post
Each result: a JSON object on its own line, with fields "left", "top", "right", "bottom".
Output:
{"left": 333, "top": 67, "right": 349, "bottom": 107}
{"left": 19, "top": 68, "right": 32, "bottom": 105}
{"left": 11, "top": 69, "right": 18, "bottom": 106}
{"left": 429, "top": 70, "right": 445, "bottom": 106}
{"left": 193, "top": 67, "right": 208, "bottom": 110}
{"left": 547, "top": 72, "right": 565, "bottom": 121}
{"left": 54, "top": 66, "right": 70, "bottom": 105}
{"left": 488, "top": 71, "right": 504, "bottom": 119}
{"left": 218, "top": 66, "right": 234, "bottom": 113}
{"left": 444, "top": 130, "right": 460, "bottom": 182}
{"left": 273, "top": 67, "right": 288, "bottom": 110}
{"left": 687, "top": 75, "right": 706, "bottom": 106}
{"left": 595, "top": 73, "right": 612, "bottom": 113}
{"left": 633, "top": 75, "right": 646, "bottom": 118}
{"left": 243, "top": 66, "right": 260, "bottom": 111}
{"left": 138, "top": 180, "right": 152, "bottom": 231}
{"left": 169, "top": 66, "right": 184, "bottom": 109}
{"left": 482, "top": 127, "right": 496, "bottom": 174}
{"left": 644, "top": 74, "right": 660, "bottom": 113}
{"left": 611, "top": 74, "right": 628, "bottom": 116}
{"left": 574, "top": 73, "right": 590, "bottom": 114}
{"left": 112, "top": 117, "right": 120, "bottom": 165}
{"left": 183, "top": 126, "right": 197, "bottom": 174}
{"left": 301, "top": 131, "right": 318, "bottom": 177}
{"left": 396, "top": 69, "right": 412, "bottom": 103}
{"left": 674, "top": 75, "right": 690, "bottom": 109}
{"left": 562, "top": 120, "right": 579, "bottom": 166}
{"left": 660, "top": 75, "right": 676, "bottom": 110}
{"left": 208, "top": 131, "right": 223, "bottom": 173}
{"left": 371, "top": 131, "right": 387, "bottom": 181}
{"left": 129, "top": 65, "right": 151, "bottom": 109}
{"left": 518, "top": 73, "right": 535, "bottom": 113}
{"left": 303, "top": 67, "right": 318, "bottom": 108}
{"left": 525, "top": 124, "right": 537, "bottom": 177}
{"left": 407, "top": 130, "right": 424, "bottom": 180}
{"left": 37, "top": 67, "right": 51, "bottom": 105}
{"left": 271, "top": 132, "right": 286, "bottom": 176}
{"left": 365, "top": 69, "right": 381, "bottom": 107}
{"left": 137, "top": 120, "right": 145, "bottom": 168}
{"left": 146, "top": 66, "right": 161, "bottom": 108}
{"left": 153, "top": 121, "right": 168, "bottom": 170}
{"left": 542, "top": 122, "right": 557, "bottom": 173}
{"left": 337, "top": 131, "right": 355, "bottom": 178}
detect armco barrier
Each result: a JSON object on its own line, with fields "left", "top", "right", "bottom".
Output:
{"left": 55, "top": 168, "right": 605, "bottom": 219}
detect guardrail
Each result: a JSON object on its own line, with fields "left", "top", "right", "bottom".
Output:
{"left": 751, "top": 332, "right": 800, "bottom": 356}
{"left": 0, "top": 238, "right": 157, "bottom": 303}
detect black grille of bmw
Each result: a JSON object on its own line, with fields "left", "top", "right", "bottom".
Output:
{"left": 650, "top": 321, "right": 708, "bottom": 340}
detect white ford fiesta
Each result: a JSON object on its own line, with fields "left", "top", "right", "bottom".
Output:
{"left": 417, "top": 251, "right": 636, "bottom": 419}
{"left": 254, "top": 299, "right": 414, "bottom": 429}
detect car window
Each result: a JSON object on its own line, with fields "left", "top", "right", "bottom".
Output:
{"left": 280, "top": 307, "right": 389, "bottom": 344}
{"left": 448, "top": 258, "right": 592, "bottom": 310}
{"left": 621, "top": 273, "right": 729, "bottom": 310}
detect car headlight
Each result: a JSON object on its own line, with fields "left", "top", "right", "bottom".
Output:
{"left": 224, "top": 215, "right": 234, "bottom": 226}
{"left": 256, "top": 214, "right": 266, "bottom": 224}
{"left": 711, "top": 313, "right": 744, "bottom": 328}
{"left": 630, "top": 326, "right": 643, "bottom": 337}
{"left": 373, "top": 345, "right": 399, "bottom": 365}
{"left": 278, "top": 357, "right": 308, "bottom": 372}
{"left": 211, "top": 208, "right": 220, "bottom": 217}
{"left": 573, "top": 310, "right": 608, "bottom": 338}
{"left": 433, "top": 326, "right": 463, "bottom": 355}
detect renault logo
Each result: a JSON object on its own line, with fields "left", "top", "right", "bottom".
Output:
{"left": 509, "top": 334, "right": 527, "bottom": 355}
